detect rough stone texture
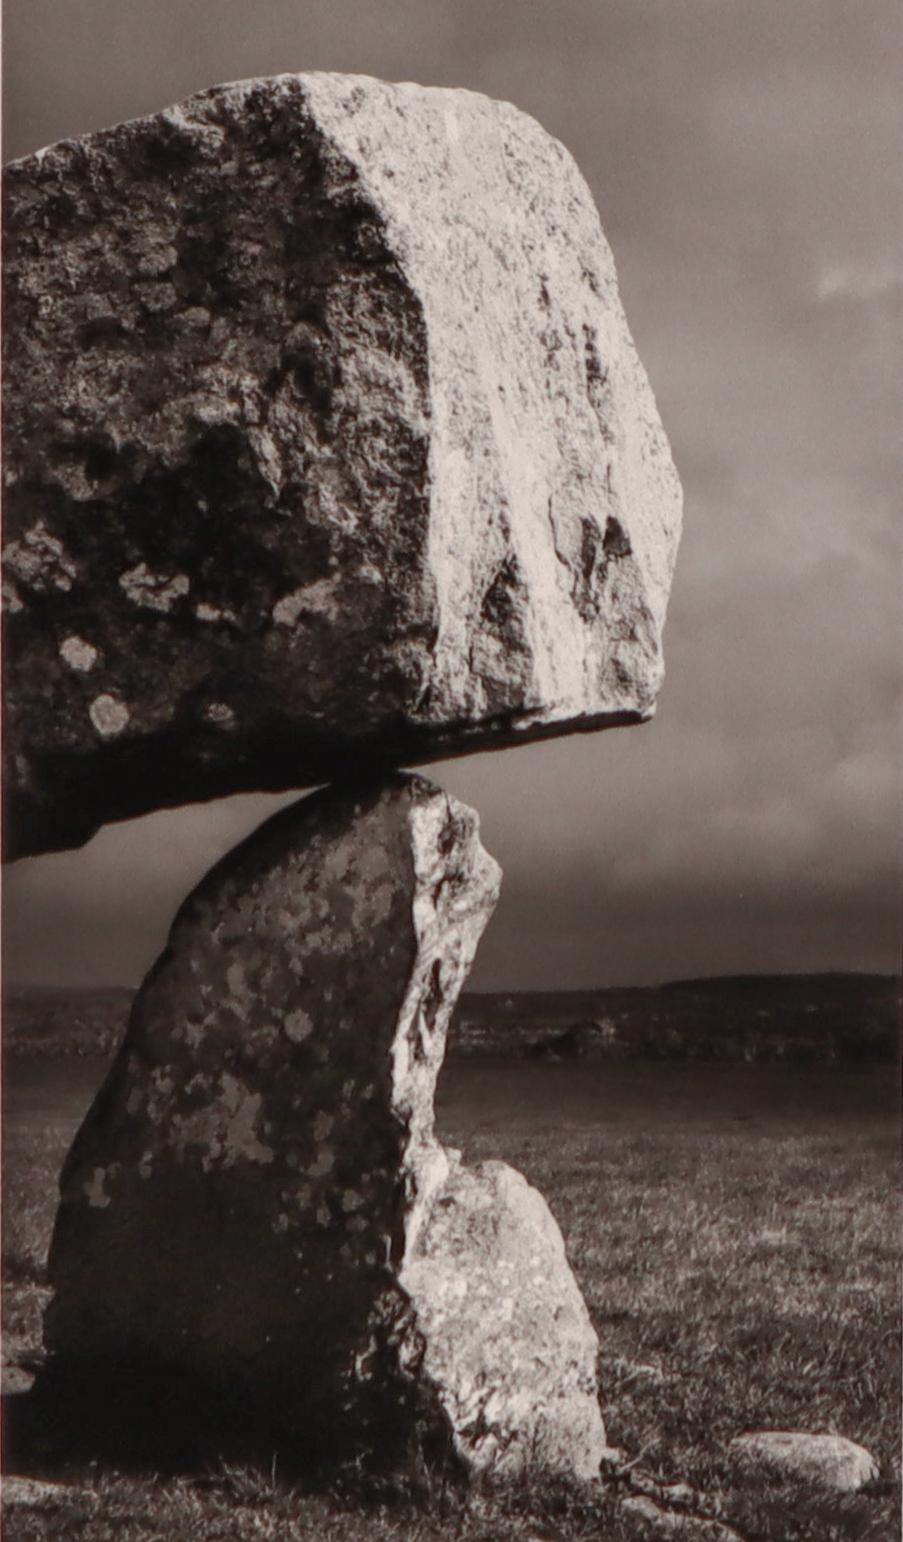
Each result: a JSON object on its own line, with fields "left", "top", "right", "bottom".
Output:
{"left": 1, "top": 1357, "right": 36, "bottom": 1396}
{"left": 620, "top": 1497, "right": 743, "bottom": 1541}
{"left": 3, "top": 72, "right": 682, "bottom": 859}
{"left": 43, "top": 773, "right": 606, "bottom": 1478}
{"left": 2, "top": 1477, "right": 87, "bottom": 1511}
{"left": 402, "top": 1156, "right": 605, "bottom": 1478}
{"left": 728, "top": 1431, "right": 879, "bottom": 1493}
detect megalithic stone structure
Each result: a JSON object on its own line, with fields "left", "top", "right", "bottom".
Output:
{"left": 43, "top": 775, "right": 608, "bottom": 1479}
{"left": 9, "top": 74, "right": 682, "bottom": 1481}
{"left": 2, "top": 73, "right": 681, "bottom": 860}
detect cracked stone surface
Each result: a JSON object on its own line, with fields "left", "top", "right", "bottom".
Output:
{"left": 3, "top": 72, "right": 681, "bottom": 859}
{"left": 42, "top": 773, "right": 606, "bottom": 1478}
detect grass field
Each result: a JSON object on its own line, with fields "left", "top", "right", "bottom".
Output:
{"left": 3, "top": 1059, "right": 900, "bottom": 1540}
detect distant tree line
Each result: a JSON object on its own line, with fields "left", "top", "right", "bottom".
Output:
{"left": 451, "top": 974, "right": 900, "bottom": 1064}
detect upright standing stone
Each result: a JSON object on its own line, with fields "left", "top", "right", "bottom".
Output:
{"left": 43, "top": 774, "right": 607, "bottom": 1479}
{"left": 3, "top": 73, "right": 682, "bottom": 858}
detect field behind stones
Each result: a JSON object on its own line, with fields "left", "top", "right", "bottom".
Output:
{"left": 3, "top": 1055, "right": 899, "bottom": 1541}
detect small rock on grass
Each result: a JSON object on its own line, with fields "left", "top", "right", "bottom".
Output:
{"left": 2, "top": 1476, "right": 88, "bottom": 1508}
{"left": 621, "top": 1495, "right": 743, "bottom": 1540}
{"left": 728, "top": 1431, "right": 879, "bottom": 1493}
{"left": 658, "top": 1482, "right": 699, "bottom": 1507}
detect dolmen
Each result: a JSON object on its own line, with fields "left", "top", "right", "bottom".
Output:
{"left": 3, "top": 74, "right": 682, "bottom": 1479}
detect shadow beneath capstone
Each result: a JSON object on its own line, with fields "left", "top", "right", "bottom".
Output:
{"left": 3, "top": 1359, "right": 464, "bottom": 1489}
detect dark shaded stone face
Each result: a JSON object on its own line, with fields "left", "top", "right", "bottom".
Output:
{"left": 43, "top": 774, "right": 501, "bottom": 1466}
{"left": 47, "top": 785, "right": 413, "bottom": 1366}
{"left": 3, "top": 73, "right": 681, "bottom": 859}
{"left": 3, "top": 80, "right": 434, "bottom": 857}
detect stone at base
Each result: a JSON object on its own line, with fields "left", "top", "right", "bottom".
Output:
{"left": 42, "top": 773, "right": 606, "bottom": 1479}
{"left": 401, "top": 1156, "right": 603, "bottom": 1480}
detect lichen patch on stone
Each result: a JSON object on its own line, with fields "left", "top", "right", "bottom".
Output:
{"left": 195, "top": 601, "right": 238, "bottom": 624}
{"left": 169, "top": 1073, "right": 275, "bottom": 1170}
{"left": 308, "top": 1145, "right": 335, "bottom": 1178}
{"left": 88, "top": 694, "right": 130, "bottom": 738}
{"left": 204, "top": 702, "right": 236, "bottom": 729}
{"left": 60, "top": 635, "right": 99, "bottom": 672}
{"left": 2, "top": 579, "right": 24, "bottom": 614}
{"left": 3, "top": 521, "right": 76, "bottom": 593}
{"left": 272, "top": 577, "right": 342, "bottom": 628}
{"left": 84, "top": 1167, "right": 113, "bottom": 1208}
{"left": 118, "top": 563, "right": 190, "bottom": 613}
{"left": 284, "top": 1007, "right": 314, "bottom": 1043}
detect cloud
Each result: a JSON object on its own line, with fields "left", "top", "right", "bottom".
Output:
{"left": 816, "top": 258, "right": 903, "bottom": 304}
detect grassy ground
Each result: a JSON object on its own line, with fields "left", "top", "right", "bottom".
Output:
{"left": 3, "top": 1060, "right": 899, "bottom": 1540}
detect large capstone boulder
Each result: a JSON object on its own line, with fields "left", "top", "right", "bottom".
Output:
{"left": 42, "top": 773, "right": 607, "bottom": 1479}
{"left": 3, "top": 73, "right": 682, "bottom": 858}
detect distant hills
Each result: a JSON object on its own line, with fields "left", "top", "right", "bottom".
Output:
{"left": 2, "top": 973, "right": 899, "bottom": 1063}
{"left": 454, "top": 974, "right": 900, "bottom": 1063}
{"left": 3, "top": 984, "right": 133, "bottom": 1059}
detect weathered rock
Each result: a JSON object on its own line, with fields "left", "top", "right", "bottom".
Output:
{"left": 728, "top": 1431, "right": 879, "bottom": 1493}
{"left": 3, "top": 73, "right": 681, "bottom": 859}
{"left": 43, "top": 773, "right": 606, "bottom": 1478}
{"left": 402, "top": 1156, "right": 606, "bottom": 1478}
{"left": 1, "top": 1361, "right": 36, "bottom": 1396}
{"left": 2, "top": 1476, "right": 87, "bottom": 1511}
{"left": 620, "top": 1496, "right": 743, "bottom": 1541}
{"left": 1, "top": 1328, "right": 42, "bottom": 1395}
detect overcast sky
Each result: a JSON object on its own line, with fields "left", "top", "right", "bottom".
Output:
{"left": 3, "top": 0, "right": 901, "bottom": 990}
